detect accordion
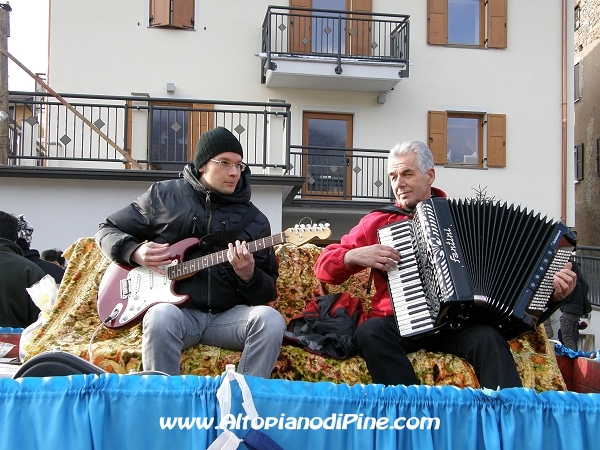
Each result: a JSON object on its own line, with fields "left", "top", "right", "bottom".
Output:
{"left": 377, "top": 197, "right": 576, "bottom": 340}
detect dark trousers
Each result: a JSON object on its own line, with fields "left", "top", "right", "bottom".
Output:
{"left": 353, "top": 315, "right": 522, "bottom": 389}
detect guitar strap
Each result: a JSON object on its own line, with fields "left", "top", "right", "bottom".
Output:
{"left": 198, "top": 203, "right": 260, "bottom": 250}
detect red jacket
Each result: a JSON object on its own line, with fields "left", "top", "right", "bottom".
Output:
{"left": 314, "top": 188, "right": 447, "bottom": 318}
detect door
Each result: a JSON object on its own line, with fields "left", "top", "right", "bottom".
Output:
{"left": 302, "top": 112, "right": 353, "bottom": 198}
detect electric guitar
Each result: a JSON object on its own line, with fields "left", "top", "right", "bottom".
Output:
{"left": 96, "top": 224, "right": 331, "bottom": 329}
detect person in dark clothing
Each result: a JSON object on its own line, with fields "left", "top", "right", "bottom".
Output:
{"left": 314, "top": 140, "right": 578, "bottom": 389}
{"left": 559, "top": 260, "right": 592, "bottom": 351}
{"left": 0, "top": 211, "right": 45, "bottom": 328}
{"left": 95, "top": 127, "right": 285, "bottom": 376}
{"left": 15, "top": 215, "right": 65, "bottom": 285}
{"left": 41, "top": 248, "right": 67, "bottom": 270}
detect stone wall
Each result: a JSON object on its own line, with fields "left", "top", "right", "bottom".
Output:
{"left": 574, "top": 0, "right": 600, "bottom": 246}
{"left": 575, "top": 0, "right": 600, "bottom": 51}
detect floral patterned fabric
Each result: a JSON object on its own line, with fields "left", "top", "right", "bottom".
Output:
{"left": 25, "top": 238, "right": 566, "bottom": 391}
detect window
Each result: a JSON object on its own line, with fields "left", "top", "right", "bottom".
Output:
{"left": 574, "top": 62, "right": 581, "bottom": 101}
{"left": 448, "top": 0, "right": 482, "bottom": 45}
{"left": 446, "top": 114, "right": 481, "bottom": 164}
{"left": 428, "top": 111, "right": 506, "bottom": 167}
{"left": 427, "top": 0, "right": 507, "bottom": 48}
{"left": 127, "top": 101, "right": 213, "bottom": 170}
{"left": 575, "top": 143, "right": 583, "bottom": 181}
{"left": 302, "top": 112, "right": 353, "bottom": 198}
{"left": 289, "top": 0, "right": 372, "bottom": 56}
{"left": 574, "top": 4, "right": 581, "bottom": 31}
{"left": 597, "top": 138, "right": 600, "bottom": 177}
{"left": 312, "top": 0, "right": 346, "bottom": 54}
{"left": 149, "top": 0, "right": 194, "bottom": 29}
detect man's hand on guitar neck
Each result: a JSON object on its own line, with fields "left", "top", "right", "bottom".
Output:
{"left": 227, "top": 240, "right": 255, "bottom": 283}
{"left": 131, "top": 242, "right": 173, "bottom": 274}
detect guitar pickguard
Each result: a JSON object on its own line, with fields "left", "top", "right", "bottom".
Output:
{"left": 115, "top": 262, "right": 188, "bottom": 326}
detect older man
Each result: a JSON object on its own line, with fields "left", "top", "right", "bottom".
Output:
{"left": 315, "top": 140, "right": 577, "bottom": 388}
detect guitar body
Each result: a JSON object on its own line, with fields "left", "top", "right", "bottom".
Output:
{"left": 97, "top": 238, "right": 199, "bottom": 329}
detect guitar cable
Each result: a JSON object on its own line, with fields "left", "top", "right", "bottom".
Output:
{"left": 88, "top": 309, "right": 120, "bottom": 363}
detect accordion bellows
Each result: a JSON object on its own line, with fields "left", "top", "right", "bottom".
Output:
{"left": 378, "top": 198, "right": 576, "bottom": 340}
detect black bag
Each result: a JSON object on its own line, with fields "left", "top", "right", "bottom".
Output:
{"left": 13, "top": 350, "right": 106, "bottom": 378}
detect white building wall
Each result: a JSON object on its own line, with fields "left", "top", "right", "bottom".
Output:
{"left": 47, "top": 0, "right": 575, "bottom": 226}
{"left": 0, "top": 177, "right": 154, "bottom": 252}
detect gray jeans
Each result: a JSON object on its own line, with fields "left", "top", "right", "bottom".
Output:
{"left": 142, "top": 303, "right": 286, "bottom": 377}
{"left": 560, "top": 312, "right": 580, "bottom": 351}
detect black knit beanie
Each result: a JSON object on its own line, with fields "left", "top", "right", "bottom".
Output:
{"left": 194, "top": 127, "right": 244, "bottom": 170}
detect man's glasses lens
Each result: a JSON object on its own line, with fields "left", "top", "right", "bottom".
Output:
{"left": 211, "top": 159, "right": 247, "bottom": 171}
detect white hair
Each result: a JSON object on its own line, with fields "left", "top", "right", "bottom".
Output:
{"left": 388, "top": 140, "right": 434, "bottom": 174}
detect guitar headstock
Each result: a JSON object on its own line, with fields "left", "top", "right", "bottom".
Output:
{"left": 283, "top": 223, "right": 331, "bottom": 245}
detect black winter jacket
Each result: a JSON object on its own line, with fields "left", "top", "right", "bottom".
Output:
{"left": 22, "top": 248, "right": 65, "bottom": 284}
{"left": 0, "top": 238, "right": 45, "bottom": 327}
{"left": 94, "top": 164, "right": 279, "bottom": 313}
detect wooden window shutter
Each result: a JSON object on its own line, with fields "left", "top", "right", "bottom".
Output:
{"left": 289, "top": 0, "right": 312, "bottom": 54}
{"left": 427, "top": 0, "right": 447, "bottom": 45}
{"left": 428, "top": 110, "right": 447, "bottom": 165}
{"left": 192, "top": 104, "right": 215, "bottom": 160}
{"left": 487, "top": 0, "right": 507, "bottom": 49}
{"left": 173, "top": 0, "right": 195, "bottom": 29}
{"left": 486, "top": 114, "right": 506, "bottom": 167}
{"left": 349, "top": 0, "right": 372, "bottom": 57}
{"left": 150, "top": 0, "right": 171, "bottom": 27}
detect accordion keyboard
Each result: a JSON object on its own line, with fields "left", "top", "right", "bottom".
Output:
{"left": 378, "top": 221, "right": 435, "bottom": 337}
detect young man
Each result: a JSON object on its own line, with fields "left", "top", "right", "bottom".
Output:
{"left": 95, "top": 127, "right": 285, "bottom": 376}
{"left": 0, "top": 211, "right": 45, "bottom": 328}
{"left": 314, "top": 140, "right": 577, "bottom": 389}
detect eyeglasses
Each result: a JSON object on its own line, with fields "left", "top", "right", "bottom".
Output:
{"left": 210, "top": 159, "right": 247, "bottom": 172}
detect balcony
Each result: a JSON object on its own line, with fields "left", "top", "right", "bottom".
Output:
{"left": 5, "top": 92, "right": 292, "bottom": 171}
{"left": 3, "top": 92, "right": 393, "bottom": 208}
{"left": 260, "top": 6, "right": 410, "bottom": 93}
{"left": 287, "top": 144, "right": 391, "bottom": 203}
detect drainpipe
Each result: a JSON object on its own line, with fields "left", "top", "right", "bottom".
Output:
{"left": 561, "top": 0, "right": 567, "bottom": 224}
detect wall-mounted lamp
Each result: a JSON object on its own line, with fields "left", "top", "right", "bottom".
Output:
{"left": 166, "top": 83, "right": 175, "bottom": 93}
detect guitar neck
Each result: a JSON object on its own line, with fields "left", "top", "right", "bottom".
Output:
{"left": 167, "top": 233, "right": 285, "bottom": 280}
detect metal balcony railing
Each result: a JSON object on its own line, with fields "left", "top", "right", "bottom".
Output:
{"left": 7, "top": 92, "right": 292, "bottom": 172}
{"left": 287, "top": 145, "right": 392, "bottom": 201}
{"left": 574, "top": 246, "right": 600, "bottom": 308}
{"left": 261, "top": 6, "right": 410, "bottom": 83}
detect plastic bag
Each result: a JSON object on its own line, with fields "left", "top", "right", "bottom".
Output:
{"left": 19, "top": 275, "right": 58, "bottom": 361}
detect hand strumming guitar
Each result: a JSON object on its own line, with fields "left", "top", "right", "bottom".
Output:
{"left": 132, "top": 242, "right": 173, "bottom": 274}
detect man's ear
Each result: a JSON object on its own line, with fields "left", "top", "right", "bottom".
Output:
{"left": 427, "top": 168, "right": 436, "bottom": 186}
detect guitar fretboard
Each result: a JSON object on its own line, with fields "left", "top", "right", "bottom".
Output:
{"left": 166, "top": 233, "right": 286, "bottom": 280}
